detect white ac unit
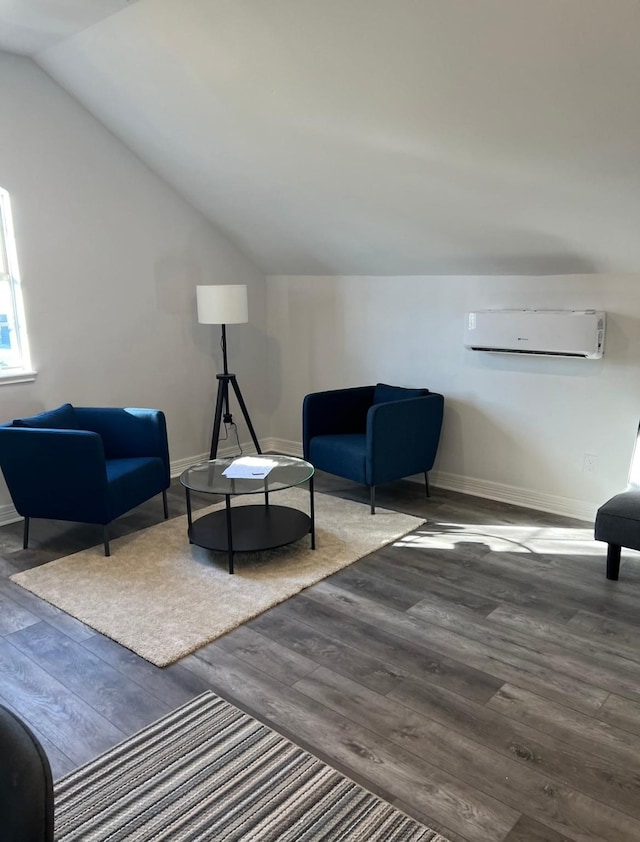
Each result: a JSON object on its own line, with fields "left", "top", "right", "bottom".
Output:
{"left": 463, "top": 309, "right": 606, "bottom": 359}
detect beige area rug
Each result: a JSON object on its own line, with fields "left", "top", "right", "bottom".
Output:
{"left": 11, "top": 489, "right": 423, "bottom": 667}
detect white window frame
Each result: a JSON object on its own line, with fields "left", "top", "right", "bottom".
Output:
{"left": 0, "top": 188, "right": 35, "bottom": 385}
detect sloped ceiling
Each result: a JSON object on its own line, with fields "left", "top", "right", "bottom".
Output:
{"left": 16, "top": 0, "right": 640, "bottom": 273}
{"left": 0, "top": 1, "right": 138, "bottom": 55}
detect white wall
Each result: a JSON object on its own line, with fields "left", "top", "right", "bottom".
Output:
{"left": 267, "top": 274, "right": 640, "bottom": 520}
{"left": 0, "top": 52, "right": 267, "bottom": 515}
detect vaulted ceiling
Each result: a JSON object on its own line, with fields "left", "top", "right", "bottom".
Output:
{"left": 4, "top": 0, "right": 640, "bottom": 275}
{"left": 0, "top": 1, "right": 138, "bottom": 55}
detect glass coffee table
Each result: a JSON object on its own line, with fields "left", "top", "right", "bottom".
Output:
{"left": 179, "top": 454, "right": 315, "bottom": 574}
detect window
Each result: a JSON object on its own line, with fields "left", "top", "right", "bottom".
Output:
{"left": 0, "top": 188, "right": 34, "bottom": 383}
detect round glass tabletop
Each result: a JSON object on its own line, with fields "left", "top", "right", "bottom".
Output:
{"left": 179, "top": 454, "right": 314, "bottom": 496}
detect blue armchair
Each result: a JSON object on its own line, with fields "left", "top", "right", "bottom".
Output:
{"left": 303, "top": 383, "right": 444, "bottom": 513}
{"left": 0, "top": 404, "right": 170, "bottom": 556}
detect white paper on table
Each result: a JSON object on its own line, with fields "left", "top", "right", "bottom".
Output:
{"left": 222, "top": 456, "right": 278, "bottom": 479}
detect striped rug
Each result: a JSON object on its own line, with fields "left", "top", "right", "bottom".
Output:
{"left": 54, "top": 692, "right": 449, "bottom": 842}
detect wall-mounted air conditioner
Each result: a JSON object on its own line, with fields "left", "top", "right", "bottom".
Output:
{"left": 464, "top": 309, "right": 606, "bottom": 359}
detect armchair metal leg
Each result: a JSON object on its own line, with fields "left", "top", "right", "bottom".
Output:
{"left": 162, "top": 489, "right": 169, "bottom": 520}
{"left": 370, "top": 486, "right": 376, "bottom": 515}
{"left": 424, "top": 472, "right": 430, "bottom": 498}
{"left": 103, "top": 525, "right": 111, "bottom": 558}
{"left": 23, "top": 516, "right": 29, "bottom": 550}
{"left": 606, "top": 544, "right": 621, "bottom": 580}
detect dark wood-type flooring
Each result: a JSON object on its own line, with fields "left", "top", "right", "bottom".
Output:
{"left": 1, "top": 472, "right": 640, "bottom": 842}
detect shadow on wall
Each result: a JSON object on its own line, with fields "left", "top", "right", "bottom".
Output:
{"left": 443, "top": 251, "right": 599, "bottom": 276}
{"left": 265, "top": 281, "right": 347, "bottom": 441}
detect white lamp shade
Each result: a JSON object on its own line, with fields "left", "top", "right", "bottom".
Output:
{"left": 196, "top": 285, "right": 248, "bottom": 325}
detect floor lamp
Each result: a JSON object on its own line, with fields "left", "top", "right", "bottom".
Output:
{"left": 196, "top": 284, "right": 262, "bottom": 459}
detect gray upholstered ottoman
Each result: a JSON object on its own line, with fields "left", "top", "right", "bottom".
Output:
{"left": 594, "top": 422, "right": 640, "bottom": 580}
{"left": 595, "top": 490, "right": 640, "bottom": 579}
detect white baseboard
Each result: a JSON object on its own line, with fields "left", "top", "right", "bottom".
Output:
{"left": 169, "top": 452, "right": 210, "bottom": 478}
{"left": 265, "top": 438, "right": 596, "bottom": 522}
{"left": 428, "top": 469, "right": 596, "bottom": 523}
{"left": 0, "top": 502, "right": 20, "bottom": 528}
{"left": 265, "top": 437, "right": 303, "bottom": 458}
{"left": 0, "top": 439, "right": 596, "bottom": 529}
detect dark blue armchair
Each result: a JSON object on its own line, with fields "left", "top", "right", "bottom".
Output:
{"left": 303, "top": 383, "right": 444, "bottom": 513}
{"left": 0, "top": 404, "right": 170, "bottom": 556}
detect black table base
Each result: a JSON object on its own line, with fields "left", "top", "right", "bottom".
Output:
{"left": 189, "top": 504, "right": 313, "bottom": 573}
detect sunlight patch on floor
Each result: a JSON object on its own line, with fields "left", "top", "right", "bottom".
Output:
{"left": 393, "top": 522, "right": 604, "bottom": 556}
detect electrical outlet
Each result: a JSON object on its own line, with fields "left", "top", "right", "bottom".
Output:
{"left": 583, "top": 453, "right": 598, "bottom": 475}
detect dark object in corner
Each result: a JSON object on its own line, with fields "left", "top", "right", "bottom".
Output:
{"left": 595, "top": 421, "right": 640, "bottom": 580}
{"left": 0, "top": 704, "right": 54, "bottom": 841}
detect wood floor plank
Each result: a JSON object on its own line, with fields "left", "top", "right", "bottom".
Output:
{"left": 487, "top": 604, "right": 640, "bottom": 669}
{"left": 386, "top": 543, "right": 640, "bottom": 627}
{"left": 597, "top": 693, "right": 640, "bottom": 738}
{"left": 247, "top": 609, "right": 412, "bottom": 695}
{"left": 567, "top": 609, "right": 640, "bottom": 651}
{"left": 486, "top": 683, "right": 640, "bottom": 773}
{"left": 264, "top": 591, "right": 505, "bottom": 704}
{"left": 303, "top": 584, "right": 609, "bottom": 713}
{"left": 7, "top": 622, "right": 172, "bottom": 734}
{"left": 182, "top": 644, "right": 520, "bottom": 842}
{"left": 214, "top": 624, "right": 319, "bottom": 685}
{"left": 366, "top": 550, "right": 576, "bottom": 624}
{"left": 81, "top": 633, "right": 212, "bottom": 709}
{"left": 388, "top": 675, "right": 640, "bottom": 822}
{"left": 408, "top": 595, "right": 640, "bottom": 704}
{"left": 358, "top": 553, "right": 504, "bottom": 616}
{"left": 0, "top": 588, "right": 40, "bottom": 635}
{"left": 0, "top": 580, "right": 95, "bottom": 641}
{"left": 472, "top": 549, "right": 640, "bottom": 620}
{"left": 0, "top": 639, "right": 125, "bottom": 766}
{"left": 326, "top": 565, "right": 426, "bottom": 611}
{"left": 293, "top": 666, "right": 640, "bottom": 842}
{"left": 503, "top": 815, "right": 573, "bottom": 842}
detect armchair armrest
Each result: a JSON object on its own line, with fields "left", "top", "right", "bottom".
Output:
{"left": 303, "top": 387, "right": 375, "bottom": 459}
{"left": 366, "top": 393, "right": 444, "bottom": 485}
{"left": 0, "top": 428, "right": 110, "bottom": 522}
{"left": 74, "top": 407, "right": 170, "bottom": 484}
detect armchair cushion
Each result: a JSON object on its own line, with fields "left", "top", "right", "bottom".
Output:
{"left": 12, "top": 403, "right": 79, "bottom": 430}
{"left": 106, "top": 456, "right": 168, "bottom": 521}
{"left": 308, "top": 434, "right": 367, "bottom": 483}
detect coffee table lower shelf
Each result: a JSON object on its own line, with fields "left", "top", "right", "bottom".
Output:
{"left": 189, "top": 504, "right": 313, "bottom": 573}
